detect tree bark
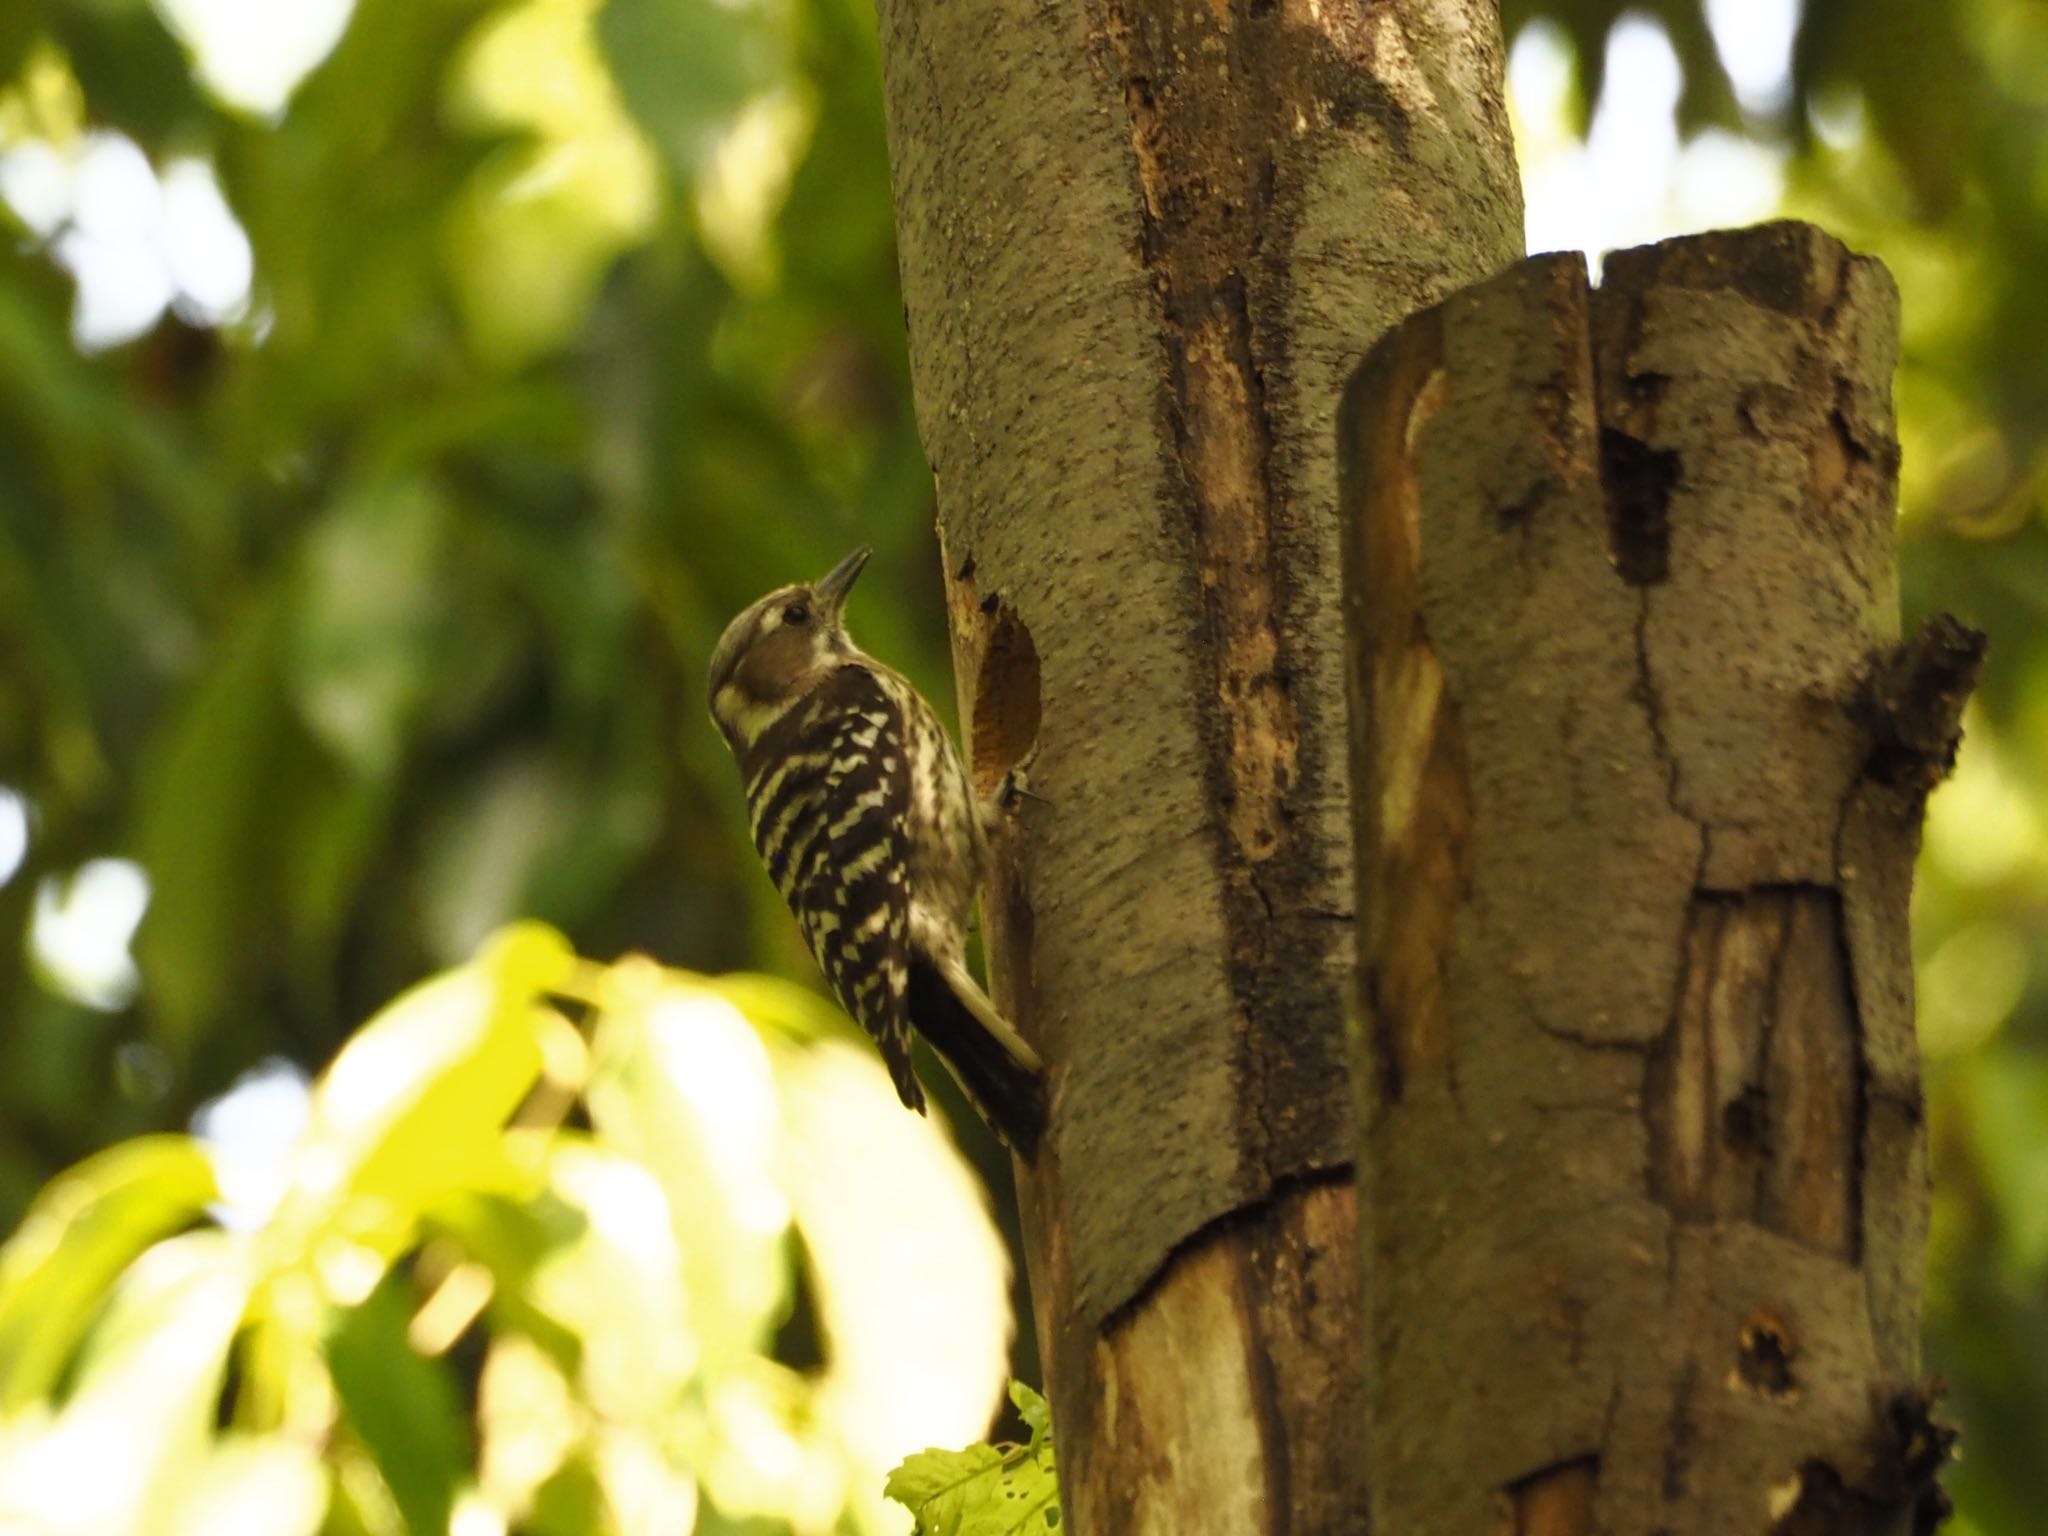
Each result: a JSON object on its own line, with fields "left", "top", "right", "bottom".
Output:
{"left": 1339, "top": 224, "right": 1971, "bottom": 1535}
{"left": 873, "top": 0, "right": 1519, "bottom": 1528}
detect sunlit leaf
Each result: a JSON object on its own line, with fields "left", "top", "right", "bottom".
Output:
{"left": 693, "top": 85, "right": 812, "bottom": 292}
{"left": 274, "top": 924, "right": 567, "bottom": 1273}
{"left": 0, "top": 936, "right": 1017, "bottom": 1535}
{"left": 0, "top": 1230, "right": 250, "bottom": 1536}
{"left": 781, "top": 1038, "right": 1010, "bottom": 1484}
{"left": 166, "top": 1433, "right": 329, "bottom": 1536}
{"left": 705, "top": 971, "right": 846, "bottom": 1045}
{"left": 426, "top": 1190, "right": 587, "bottom": 1369}
{"left": 149, "top": 0, "right": 356, "bottom": 117}
{"left": 531, "top": 1138, "right": 697, "bottom": 1421}
{"left": 328, "top": 1441, "right": 408, "bottom": 1536}
{"left": 0, "top": 1135, "right": 216, "bottom": 1410}
{"left": 586, "top": 966, "right": 790, "bottom": 1370}
{"left": 592, "top": 1422, "right": 698, "bottom": 1536}
{"left": 443, "top": 0, "right": 662, "bottom": 363}
{"left": 443, "top": 134, "right": 661, "bottom": 364}
{"left": 883, "top": 1445, "right": 1003, "bottom": 1523}
{"left": 884, "top": 1394, "right": 1059, "bottom": 1536}
{"left": 228, "top": 1297, "right": 333, "bottom": 1444}
{"left": 693, "top": 1360, "right": 846, "bottom": 1531}
{"left": 477, "top": 1332, "right": 580, "bottom": 1517}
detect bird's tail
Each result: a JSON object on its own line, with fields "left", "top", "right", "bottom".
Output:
{"left": 908, "top": 956, "right": 1047, "bottom": 1156}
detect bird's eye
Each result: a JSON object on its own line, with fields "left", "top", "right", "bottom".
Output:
{"left": 782, "top": 601, "right": 811, "bottom": 626}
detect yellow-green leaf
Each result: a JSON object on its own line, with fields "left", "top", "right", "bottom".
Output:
{"left": 0, "top": 1231, "right": 251, "bottom": 1536}
{"left": 883, "top": 1382, "right": 1059, "bottom": 1536}
{"left": 0, "top": 1135, "right": 217, "bottom": 1410}
{"left": 586, "top": 969, "right": 789, "bottom": 1367}
{"left": 167, "top": 1434, "right": 328, "bottom": 1536}
{"left": 271, "top": 926, "right": 567, "bottom": 1279}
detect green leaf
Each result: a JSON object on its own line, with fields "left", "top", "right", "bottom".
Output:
{"left": 286, "top": 478, "right": 453, "bottom": 779}
{"left": 0, "top": 1135, "right": 217, "bottom": 1410}
{"left": 1009, "top": 1382, "right": 1051, "bottom": 1447}
{"left": 884, "top": 1438, "right": 1058, "bottom": 1536}
{"left": 597, "top": 0, "right": 778, "bottom": 184}
{"left": 883, "top": 1445, "right": 1005, "bottom": 1515}
{"left": 415, "top": 723, "right": 663, "bottom": 965}
{"left": 885, "top": 1385, "right": 1059, "bottom": 1536}
{"left": 425, "top": 1191, "right": 586, "bottom": 1370}
{"left": 524, "top": 1453, "right": 608, "bottom": 1536}
{"left": 46, "top": 0, "right": 213, "bottom": 145}
{"left": 132, "top": 593, "right": 291, "bottom": 1047}
{"left": 282, "top": 770, "right": 394, "bottom": 970}
{"left": 327, "top": 1271, "right": 471, "bottom": 1536}
{"left": 0, "top": 4, "right": 37, "bottom": 89}
{"left": 270, "top": 925, "right": 566, "bottom": 1270}
{"left": 1960, "top": 1051, "right": 2048, "bottom": 1281}
{"left": 441, "top": 133, "right": 660, "bottom": 365}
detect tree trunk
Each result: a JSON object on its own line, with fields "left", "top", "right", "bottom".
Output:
{"left": 873, "top": 0, "right": 1519, "bottom": 1528}
{"left": 1339, "top": 224, "right": 1971, "bottom": 1535}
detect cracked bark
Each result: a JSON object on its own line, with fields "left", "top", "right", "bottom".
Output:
{"left": 875, "top": 0, "right": 1520, "bottom": 1529}
{"left": 1338, "top": 224, "right": 1973, "bottom": 1535}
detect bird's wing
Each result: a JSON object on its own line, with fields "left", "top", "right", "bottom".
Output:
{"left": 746, "top": 667, "right": 923, "bottom": 1114}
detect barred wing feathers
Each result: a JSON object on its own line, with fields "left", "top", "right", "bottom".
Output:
{"left": 743, "top": 667, "right": 925, "bottom": 1114}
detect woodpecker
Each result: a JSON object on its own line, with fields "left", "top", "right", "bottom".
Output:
{"left": 706, "top": 546, "right": 1046, "bottom": 1152}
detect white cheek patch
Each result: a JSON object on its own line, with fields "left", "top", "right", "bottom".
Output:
{"left": 718, "top": 682, "right": 797, "bottom": 749}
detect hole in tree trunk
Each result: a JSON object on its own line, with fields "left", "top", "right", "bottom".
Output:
{"left": 971, "top": 603, "right": 1041, "bottom": 797}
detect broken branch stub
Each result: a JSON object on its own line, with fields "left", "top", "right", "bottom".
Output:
{"left": 1338, "top": 222, "right": 1971, "bottom": 1536}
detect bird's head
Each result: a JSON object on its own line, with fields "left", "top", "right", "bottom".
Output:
{"left": 707, "top": 545, "right": 870, "bottom": 750}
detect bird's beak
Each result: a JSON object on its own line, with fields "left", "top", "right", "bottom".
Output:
{"left": 815, "top": 545, "right": 871, "bottom": 617}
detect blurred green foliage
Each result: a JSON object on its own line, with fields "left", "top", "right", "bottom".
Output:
{"left": 0, "top": 0, "right": 953, "bottom": 1184}
{"left": 0, "top": 0, "right": 2042, "bottom": 1529}
{"left": 0, "top": 926, "right": 1014, "bottom": 1533}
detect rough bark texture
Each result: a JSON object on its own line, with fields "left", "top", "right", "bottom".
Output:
{"left": 874, "top": 0, "right": 1520, "bottom": 1528}
{"left": 1338, "top": 223, "right": 1972, "bottom": 1536}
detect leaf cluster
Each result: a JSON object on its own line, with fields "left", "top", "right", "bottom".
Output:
{"left": 0, "top": 925, "right": 1014, "bottom": 1534}
{"left": 0, "top": 0, "right": 975, "bottom": 1224}
{"left": 885, "top": 1382, "right": 1059, "bottom": 1536}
